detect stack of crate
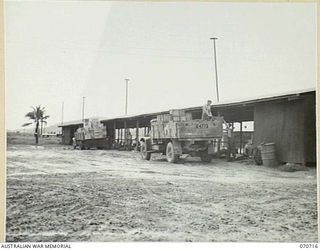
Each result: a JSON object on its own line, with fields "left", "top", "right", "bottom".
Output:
{"left": 75, "top": 128, "right": 84, "bottom": 140}
{"left": 151, "top": 121, "right": 166, "bottom": 138}
{"left": 83, "top": 119, "right": 107, "bottom": 139}
{"left": 156, "top": 110, "right": 193, "bottom": 123}
{"left": 84, "top": 127, "right": 93, "bottom": 140}
{"left": 169, "top": 109, "right": 192, "bottom": 122}
{"left": 93, "top": 126, "right": 107, "bottom": 139}
{"left": 90, "top": 119, "right": 100, "bottom": 128}
{"left": 156, "top": 114, "right": 171, "bottom": 122}
{"left": 92, "top": 122, "right": 107, "bottom": 139}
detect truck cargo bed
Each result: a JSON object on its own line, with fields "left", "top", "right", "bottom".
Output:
{"left": 151, "top": 118, "right": 223, "bottom": 140}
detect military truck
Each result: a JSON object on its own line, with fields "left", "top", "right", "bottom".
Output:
{"left": 74, "top": 118, "right": 109, "bottom": 150}
{"left": 140, "top": 109, "right": 224, "bottom": 163}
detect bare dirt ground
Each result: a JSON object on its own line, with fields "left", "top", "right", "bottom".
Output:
{"left": 6, "top": 142, "right": 318, "bottom": 242}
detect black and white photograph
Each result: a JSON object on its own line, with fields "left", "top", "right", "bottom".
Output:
{"left": 4, "top": 1, "right": 317, "bottom": 243}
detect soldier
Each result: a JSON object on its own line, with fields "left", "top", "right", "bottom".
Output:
{"left": 226, "top": 124, "right": 236, "bottom": 161}
{"left": 72, "top": 137, "right": 77, "bottom": 149}
{"left": 202, "top": 100, "right": 213, "bottom": 120}
{"left": 124, "top": 130, "right": 132, "bottom": 150}
{"left": 127, "top": 131, "right": 132, "bottom": 150}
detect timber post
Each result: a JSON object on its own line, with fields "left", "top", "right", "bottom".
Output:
{"left": 124, "top": 120, "right": 127, "bottom": 150}
{"left": 135, "top": 120, "right": 139, "bottom": 151}
{"left": 120, "top": 128, "right": 122, "bottom": 146}
{"left": 240, "top": 121, "right": 243, "bottom": 154}
{"left": 113, "top": 121, "right": 116, "bottom": 146}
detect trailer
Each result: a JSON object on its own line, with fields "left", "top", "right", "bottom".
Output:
{"left": 140, "top": 109, "right": 224, "bottom": 163}
{"left": 74, "top": 119, "right": 110, "bottom": 150}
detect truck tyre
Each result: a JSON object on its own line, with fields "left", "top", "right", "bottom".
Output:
{"left": 140, "top": 141, "right": 151, "bottom": 160}
{"left": 200, "top": 152, "right": 212, "bottom": 163}
{"left": 166, "top": 142, "right": 179, "bottom": 163}
{"left": 79, "top": 141, "right": 85, "bottom": 150}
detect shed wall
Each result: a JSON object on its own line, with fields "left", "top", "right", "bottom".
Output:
{"left": 304, "top": 93, "right": 316, "bottom": 164}
{"left": 254, "top": 99, "right": 305, "bottom": 164}
{"left": 62, "top": 127, "right": 72, "bottom": 145}
{"left": 62, "top": 126, "right": 79, "bottom": 145}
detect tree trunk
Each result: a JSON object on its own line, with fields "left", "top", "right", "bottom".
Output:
{"left": 35, "top": 122, "right": 39, "bottom": 144}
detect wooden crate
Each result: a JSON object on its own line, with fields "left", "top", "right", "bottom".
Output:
{"left": 185, "top": 112, "right": 192, "bottom": 121}
{"left": 157, "top": 114, "right": 172, "bottom": 122}
{"left": 169, "top": 109, "right": 186, "bottom": 116}
{"left": 172, "top": 116, "right": 181, "bottom": 122}
{"left": 151, "top": 117, "right": 223, "bottom": 140}
{"left": 163, "top": 114, "right": 171, "bottom": 122}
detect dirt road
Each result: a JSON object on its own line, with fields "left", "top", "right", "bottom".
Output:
{"left": 6, "top": 144, "right": 318, "bottom": 242}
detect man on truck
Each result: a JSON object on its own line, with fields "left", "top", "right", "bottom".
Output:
{"left": 202, "top": 100, "right": 213, "bottom": 120}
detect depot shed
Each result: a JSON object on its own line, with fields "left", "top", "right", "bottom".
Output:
{"left": 59, "top": 89, "right": 316, "bottom": 166}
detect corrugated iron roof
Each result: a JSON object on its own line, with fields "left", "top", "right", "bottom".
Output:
{"left": 59, "top": 88, "right": 315, "bottom": 127}
{"left": 58, "top": 117, "right": 104, "bottom": 127}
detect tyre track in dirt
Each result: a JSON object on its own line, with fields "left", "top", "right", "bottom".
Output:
{"left": 6, "top": 144, "right": 318, "bottom": 242}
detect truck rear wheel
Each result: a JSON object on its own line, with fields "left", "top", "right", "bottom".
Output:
{"left": 140, "top": 141, "right": 151, "bottom": 160}
{"left": 200, "top": 152, "right": 212, "bottom": 163}
{"left": 166, "top": 142, "right": 179, "bottom": 163}
{"left": 79, "top": 141, "right": 85, "bottom": 150}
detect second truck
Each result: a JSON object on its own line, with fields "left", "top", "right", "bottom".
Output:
{"left": 73, "top": 118, "right": 110, "bottom": 150}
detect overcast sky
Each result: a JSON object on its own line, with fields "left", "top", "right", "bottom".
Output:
{"left": 5, "top": 1, "right": 316, "bottom": 130}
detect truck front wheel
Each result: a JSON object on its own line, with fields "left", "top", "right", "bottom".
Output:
{"left": 200, "top": 152, "right": 212, "bottom": 163}
{"left": 140, "top": 141, "right": 151, "bottom": 160}
{"left": 166, "top": 142, "right": 180, "bottom": 163}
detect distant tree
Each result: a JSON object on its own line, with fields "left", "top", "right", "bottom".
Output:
{"left": 22, "top": 105, "right": 50, "bottom": 144}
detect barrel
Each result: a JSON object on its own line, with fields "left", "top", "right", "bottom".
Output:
{"left": 261, "top": 143, "right": 276, "bottom": 166}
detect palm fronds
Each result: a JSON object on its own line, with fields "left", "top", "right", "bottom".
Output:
{"left": 22, "top": 122, "right": 32, "bottom": 127}
{"left": 23, "top": 105, "right": 50, "bottom": 144}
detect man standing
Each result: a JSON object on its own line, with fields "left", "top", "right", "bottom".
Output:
{"left": 226, "top": 124, "right": 236, "bottom": 161}
{"left": 124, "top": 130, "right": 132, "bottom": 150}
{"left": 202, "top": 100, "right": 213, "bottom": 120}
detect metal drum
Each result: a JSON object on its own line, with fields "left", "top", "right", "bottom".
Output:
{"left": 261, "top": 143, "right": 276, "bottom": 166}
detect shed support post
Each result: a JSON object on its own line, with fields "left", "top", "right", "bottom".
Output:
{"left": 112, "top": 122, "right": 116, "bottom": 148}
{"left": 113, "top": 122, "right": 116, "bottom": 142}
{"left": 240, "top": 121, "right": 243, "bottom": 154}
{"left": 124, "top": 120, "right": 128, "bottom": 150}
{"left": 117, "top": 128, "right": 120, "bottom": 144}
{"left": 136, "top": 120, "right": 139, "bottom": 151}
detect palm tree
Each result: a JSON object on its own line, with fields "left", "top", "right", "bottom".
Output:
{"left": 22, "top": 105, "right": 50, "bottom": 144}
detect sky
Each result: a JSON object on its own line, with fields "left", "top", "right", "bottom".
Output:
{"left": 5, "top": 1, "right": 316, "bottom": 130}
